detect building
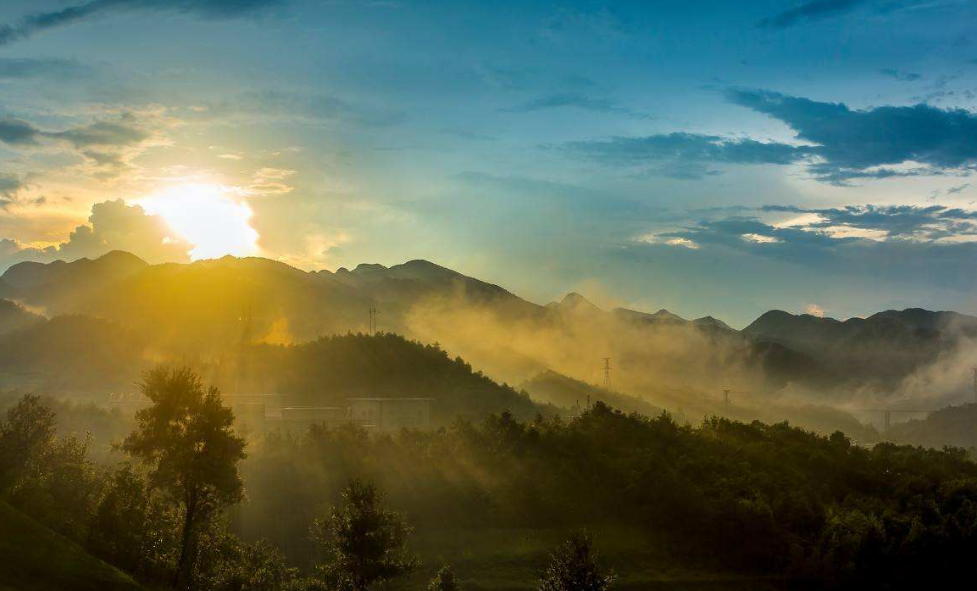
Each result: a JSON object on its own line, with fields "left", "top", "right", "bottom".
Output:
{"left": 348, "top": 397, "right": 434, "bottom": 432}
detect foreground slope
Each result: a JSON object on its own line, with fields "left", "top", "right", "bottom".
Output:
{"left": 0, "top": 499, "right": 142, "bottom": 591}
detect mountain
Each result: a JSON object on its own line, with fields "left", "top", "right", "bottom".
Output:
{"left": 0, "top": 499, "right": 143, "bottom": 591}
{"left": 0, "top": 251, "right": 147, "bottom": 313}
{"left": 886, "top": 403, "right": 977, "bottom": 449}
{"left": 4, "top": 250, "right": 976, "bottom": 410}
{"left": 743, "top": 308, "right": 977, "bottom": 389}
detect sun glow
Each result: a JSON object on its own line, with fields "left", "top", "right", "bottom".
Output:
{"left": 138, "top": 183, "right": 259, "bottom": 260}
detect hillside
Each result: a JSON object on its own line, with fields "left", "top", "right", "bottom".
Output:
{"left": 0, "top": 499, "right": 143, "bottom": 591}
{"left": 0, "top": 298, "right": 42, "bottom": 335}
{"left": 520, "top": 370, "right": 663, "bottom": 417}
{"left": 214, "top": 332, "right": 546, "bottom": 423}
{"left": 0, "top": 315, "right": 148, "bottom": 393}
{"left": 887, "top": 403, "right": 977, "bottom": 449}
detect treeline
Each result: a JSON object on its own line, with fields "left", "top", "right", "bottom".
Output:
{"left": 0, "top": 370, "right": 608, "bottom": 591}
{"left": 241, "top": 404, "right": 977, "bottom": 589}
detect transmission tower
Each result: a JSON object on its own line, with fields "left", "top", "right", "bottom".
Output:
{"left": 602, "top": 357, "right": 611, "bottom": 389}
{"left": 368, "top": 307, "right": 379, "bottom": 335}
{"left": 972, "top": 367, "right": 977, "bottom": 404}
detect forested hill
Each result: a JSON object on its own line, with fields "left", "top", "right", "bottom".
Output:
{"left": 214, "top": 332, "right": 545, "bottom": 423}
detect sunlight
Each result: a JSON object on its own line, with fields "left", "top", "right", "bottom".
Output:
{"left": 138, "top": 183, "right": 259, "bottom": 260}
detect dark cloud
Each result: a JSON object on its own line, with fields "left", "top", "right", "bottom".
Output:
{"left": 757, "top": 0, "right": 927, "bottom": 29}
{"left": 0, "top": 113, "right": 148, "bottom": 149}
{"left": 0, "top": 199, "right": 192, "bottom": 271}
{"left": 0, "top": 118, "right": 42, "bottom": 146}
{"left": 0, "top": 57, "right": 91, "bottom": 80}
{"left": 0, "top": 0, "right": 285, "bottom": 46}
{"left": 728, "top": 89, "right": 977, "bottom": 182}
{"left": 51, "top": 116, "right": 149, "bottom": 148}
{"left": 559, "top": 131, "right": 810, "bottom": 179}
{"left": 501, "top": 92, "right": 651, "bottom": 119}
{"left": 0, "top": 173, "right": 26, "bottom": 207}
{"left": 0, "top": 113, "right": 156, "bottom": 179}
{"left": 759, "top": 0, "right": 865, "bottom": 28}
{"left": 880, "top": 68, "right": 921, "bottom": 81}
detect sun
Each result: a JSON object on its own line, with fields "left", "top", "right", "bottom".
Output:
{"left": 138, "top": 183, "right": 259, "bottom": 260}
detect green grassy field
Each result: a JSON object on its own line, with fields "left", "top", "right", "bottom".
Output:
{"left": 395, "top": 527, "right": 782, "bottom": 591}
{"left": 0, "top": 499, "right": 143, "bottom": 591}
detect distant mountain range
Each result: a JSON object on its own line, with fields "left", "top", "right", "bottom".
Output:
{"left": 2, "top": 251, "right": 975, "bottom": 407}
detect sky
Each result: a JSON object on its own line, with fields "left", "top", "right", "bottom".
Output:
{"left": 1, "top": 0, "right": 977, "bottom": 327}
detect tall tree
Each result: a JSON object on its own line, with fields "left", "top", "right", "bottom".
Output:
{"left": 0, "top": 394, "right": 56, "bottom": 490}
{"left": 538, "top": 533, "right": 615, "bottom": 591}
{"left": 311, "top": 480, "right": 418, "bottom": 591}
{"left": 122, "top": 366, "right": 246, "bottom": 590}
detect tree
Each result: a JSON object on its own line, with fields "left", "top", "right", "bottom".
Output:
{"left": 538, "top": 533, "right": 615, "bottom": 591}
{"left": 122, "top": 366, "right": 246, "bottom": 590}
{"left": 0, "top": 394, "right": 56, "bottom": 490}
{"left": 428, "top": 565, "right": 459, "bottom": 591}
{"left": 311, "top": 480, "right": 418, "bottom": 591}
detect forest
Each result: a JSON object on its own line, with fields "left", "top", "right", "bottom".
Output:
{"left": 3, "top": 364, "right": 977, "bottom": 591}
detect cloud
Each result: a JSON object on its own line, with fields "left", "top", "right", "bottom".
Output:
{"left": 757, "top": 0, "right": 928, "bottom": 29}
{"left": 0, "top": 57, "right": 91, "bottom": 80}
{"left": 0, "top": 199, "right": 192, "bottom": 271}
{"left": 0, "top": 113, "right": 148, "bottom": 149}
{"left": 559, "top": 131, "right": 810, "bottom": 179}
{"left": 728, "top": 89, "right": 977, "bottom": 182}
{"left": 880, "top": 68, "right": 921, "bottom": 81}
{"left": 501, "top": 92, "right": 651, "bottom": 119}
{"left": 0, "top": 173, "right": 26, "bottom": 207}
{"left": 630, "top": 204, "right": 977, "bottom": 301}
{"left": 805, "top": 303, "right": 825, "bottom": 317}
{"left": 760, "top": 203, "right": 977, "bottom": 239}
{"left": 0, "top": 112, "right": 161, "bottom": 178}
{"left": 0, "top": 118, "right": 43, "bottom": 146}
{"left": 565, "top": 90, "right": 977, "bottom": 183}
{"left": 758, "top": 0, "right": 866, "bottom": 28}
{"left": 0, "top": 0, "right": 285, "bottom": 46}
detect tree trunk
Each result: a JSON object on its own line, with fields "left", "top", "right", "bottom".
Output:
{"left": 175, "top": 499, "right": 198, "bottom": 590}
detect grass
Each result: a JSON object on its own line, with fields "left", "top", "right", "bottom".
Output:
{"left": 393, "top": 526, "right": 783, "bottom": 591}
{"left": 0, "top": 499, "right": 143, "bottom": 591}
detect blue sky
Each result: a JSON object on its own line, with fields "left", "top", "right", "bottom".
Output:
{"left": 1, "top": 0, "right": 977, "bottom": 326}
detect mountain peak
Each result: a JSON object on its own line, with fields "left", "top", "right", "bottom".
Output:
{"left": 352, "top": 263, "right": 388, "bottom": 274}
